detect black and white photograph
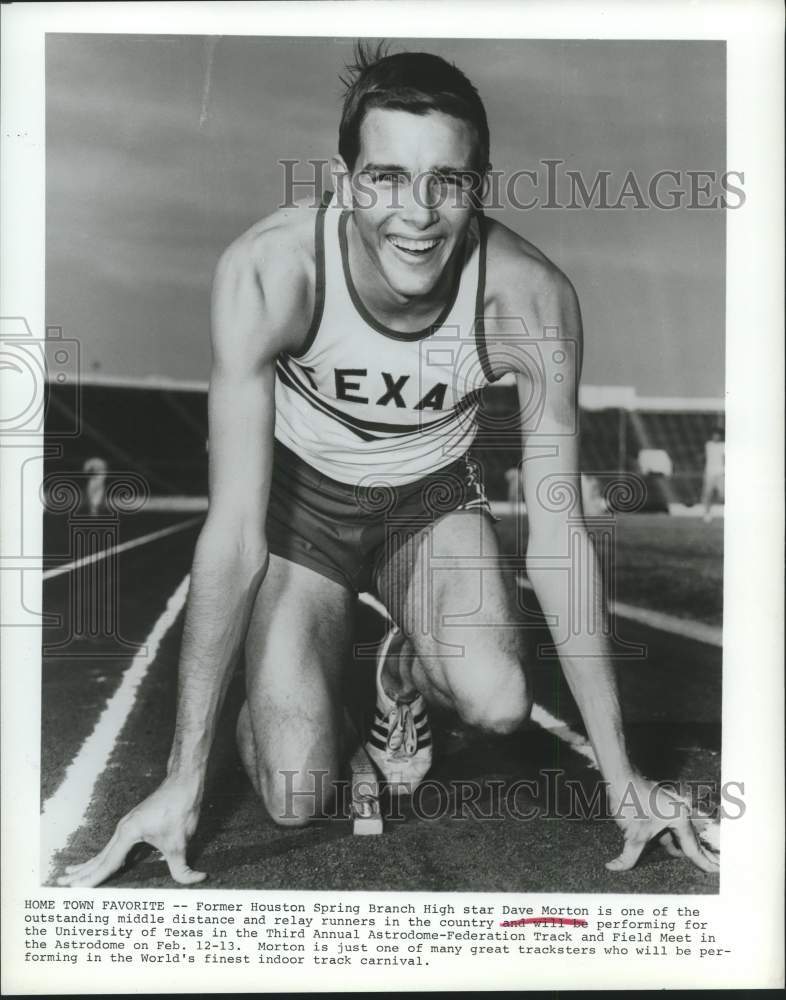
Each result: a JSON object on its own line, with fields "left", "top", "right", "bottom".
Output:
{"left": 1, "top": 2, "right": 783, "bottom": 994}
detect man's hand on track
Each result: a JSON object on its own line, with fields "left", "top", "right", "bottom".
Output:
{"left": 56, "top": 779, "right": 207, "bottom": 888}
{"left": 606, "top": 779, "right": 720, "bottom": 874}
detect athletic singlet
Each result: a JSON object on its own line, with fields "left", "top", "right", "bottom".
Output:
{"left": 274, "top": 193, "right": 497, "bottom": 486}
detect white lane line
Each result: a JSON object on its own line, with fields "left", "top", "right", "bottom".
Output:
{"left": 528, "top": 703, "right": 598, "bottom": 766}
{"left": 43, "top": 515, "right": 203, "bottom": 581}
{"left": 40, "top": 575, "right": 191, "bottom": 881}
{"left": 515, "top": 574, "right": 722, "bottom": 647}
{"left": 358, "top": 591, "right": 393, "bottom": 622}
{"left": 144, "top": 496, "right": 209, "bottom": 512}
{"left": 358, "top": 589, "right": 720, "bottom": 851}
{"left": 611, "top": 599, "right": 722, "bottom": 646}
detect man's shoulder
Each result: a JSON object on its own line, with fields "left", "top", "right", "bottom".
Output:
{"left": 214, "top": 198, "right": 322, "bottom": 340}
{"left": 483, "top": 217, "right": 577, "bottom": 316}
{"left": 480, "top": 217, "right": 582, "bottom": 383}
{"left": 219, "top": 197, "right": 320, "bottom": 281}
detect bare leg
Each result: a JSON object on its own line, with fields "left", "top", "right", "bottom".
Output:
{"left": 375, "top": 511, "right": 531, "bottom": 735}
{"left": 237, "top": 554, "right": 354, "bottom": 826}
{"left": 702, "top": 478, "right": 711, "bottom": 518}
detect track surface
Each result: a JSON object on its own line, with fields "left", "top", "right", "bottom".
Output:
{"left": 41, "top": 512, "right": 722, "bottom": 894}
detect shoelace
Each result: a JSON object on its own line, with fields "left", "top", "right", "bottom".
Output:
{"left": 385, "top": 702, "right": 417, "bottom": 759}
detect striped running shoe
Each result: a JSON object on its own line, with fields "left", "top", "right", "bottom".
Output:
{"left": 364, "top": 627, "right": 433, "bottom": 795}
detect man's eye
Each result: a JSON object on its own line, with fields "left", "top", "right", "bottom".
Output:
{"left": 370, "top": 172, "right": 404, "bottom": 185}
{"left": 435, "top": 172, "right": 475, "bottom": 190}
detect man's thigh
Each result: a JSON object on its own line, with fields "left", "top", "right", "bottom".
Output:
{"left": 245, "top": 554, "right": 354, "bottom": 784}
{"left": 375, "top": 511, "right": 525, "bottom": 705}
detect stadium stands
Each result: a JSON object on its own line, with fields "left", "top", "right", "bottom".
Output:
{"left": 44, "top": 380, "right": 723, "bottom": 510}
{"left": 45, "top": 381, "right": 209, "bottom": 499}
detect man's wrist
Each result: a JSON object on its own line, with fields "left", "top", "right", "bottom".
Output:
{"left": 165, "top": 752, "right": 208, "bottom": 794}
{"left": 606, "top": 771, "right": 648, "bottom": 809}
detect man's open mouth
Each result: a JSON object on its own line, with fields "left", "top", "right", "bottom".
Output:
{"left": 387, "top": 235, "right": 443, "bottom": 257}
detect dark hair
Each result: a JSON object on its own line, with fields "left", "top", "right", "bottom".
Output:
{"left": 338, "top": 41, "right": 490, "bottom": 173}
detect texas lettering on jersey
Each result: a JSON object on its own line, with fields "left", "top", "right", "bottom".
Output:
{"left": 273, "top": 198, "right": 494, "bottom": 485}
{"left": 303, "top": 367, "right": 448, "bottom": 412}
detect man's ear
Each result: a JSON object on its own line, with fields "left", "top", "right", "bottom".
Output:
{"left": 479, "top": 164, "right": 492, "bottom": 204}
{"left": 331, "top": 155, "right": 353, "bottom": 209}
{"left": 470, "top": 163, "right": 491, "bottom": 210}
{"left": 468, "top": 163, "right": 491, "bottom": 212}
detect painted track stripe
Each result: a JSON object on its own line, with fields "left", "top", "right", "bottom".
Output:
{"left": 144, "top": 496, "right": 209, "bottom": 512}
{"left": 610, "top": 599, "right": 722, "bottom": 646}
{"left": 529, "top": 703, "right": 598, "bottom": 766}
{"left": 514, "top": 574, "right": 722, "bottom": 647}
{"left": 359, "top": 591, "right": 393, "bottom": 622}
{"left": 40, "top": 575, "right": 191, "bottom": 881}
{"left": 42, "top": 515, "right": 203, "bottom": 581}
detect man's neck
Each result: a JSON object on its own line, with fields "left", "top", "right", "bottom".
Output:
{"left": 345, "top": 214, "right": 463, "bottom": 332}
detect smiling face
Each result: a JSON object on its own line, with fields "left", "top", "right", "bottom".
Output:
{"left": 335, "top": 108, "right": 481, "bottom": 308}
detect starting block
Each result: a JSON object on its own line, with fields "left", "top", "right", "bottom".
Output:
{"left": 344, "top": 708, "right": 383, "bottom": 835}
{"left": 349, "top": 742, "right": 383, "bottom": 836}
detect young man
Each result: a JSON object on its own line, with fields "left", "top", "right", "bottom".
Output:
{"left": 702, "top": 427, "right": 725, "bottom": 522}
{"left": 60, "top": 46, "right": 718, "bottom": 888}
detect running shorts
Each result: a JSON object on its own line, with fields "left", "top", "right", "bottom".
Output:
{"left": 266, "top": 439, "right": 496, "bottom": 593}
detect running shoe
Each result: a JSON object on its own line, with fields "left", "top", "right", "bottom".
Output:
{"left": 364, "top": 627, "right": 433, "bottom": 794}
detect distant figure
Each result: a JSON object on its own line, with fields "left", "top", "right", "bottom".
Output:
{"left": 637, "top": 448, "right": 673, "bottom": 478}
{"left": 504, "top": 465, "right": 524, "bottom": 511}
{"left": 581, "top": 474, "right": 605, "bottom": 516}
{"left": 701, "top": 428, "right": 725, "bottom": 523}
{"left": 83, "top": 457, "right": 108, "bottom": 515}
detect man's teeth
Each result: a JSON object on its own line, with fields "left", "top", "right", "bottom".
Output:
{"left": 389, "top": 237, "right": 440, "bottom": 253}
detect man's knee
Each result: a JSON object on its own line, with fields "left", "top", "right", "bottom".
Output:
{"left": 267, "top": 803, "right": 313, "bottom": 829}
{"left": 456, "top": 668, "right": 532, "bottom": 735}
{"left": 260, "top": 766, "right": 336, "bottom": 828}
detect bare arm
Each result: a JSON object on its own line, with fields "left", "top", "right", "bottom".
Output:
{"left": 165, "top": 246, "right": 279, "bottom": 787}
{"left": 516, "top": 287, "right": 632, "bottom": 791}
{"left": 59, "top": 228, "right": 308, "bottom": 887}
{"left": 508, "top": 269, "right": 718, "bottom": 873}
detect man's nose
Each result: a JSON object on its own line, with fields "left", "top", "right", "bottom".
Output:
{"left": 399, "top": 174, "right": 440, "bottom": 229}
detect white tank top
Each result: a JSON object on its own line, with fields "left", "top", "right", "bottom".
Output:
{"left": 274, "top": 193, "right": 497, "bottom": 486}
